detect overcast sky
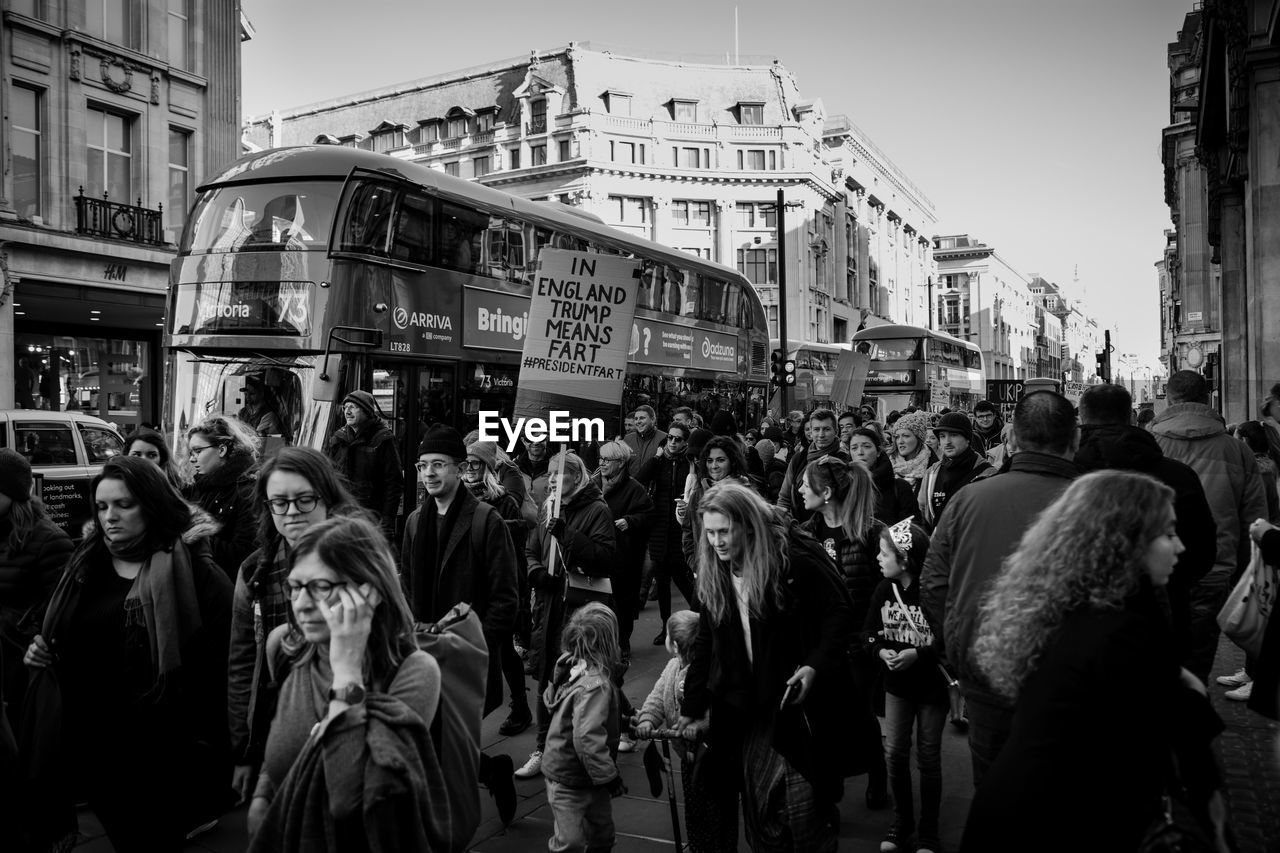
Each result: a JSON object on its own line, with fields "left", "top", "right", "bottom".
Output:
{"left": 242, "top": 0, "right": 1191, "bottom": 365}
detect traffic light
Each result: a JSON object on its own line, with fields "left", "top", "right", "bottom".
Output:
{"left": 1095, "top": 351, "right": 1112, "bottom": 383}
{"left": 769, "top": 348, "right": 797, "bottom": 387}
{"left": 781, "top": 355, "right": 796, "bottom": 386}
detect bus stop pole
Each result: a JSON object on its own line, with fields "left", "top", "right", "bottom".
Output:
{"left": 777, "top": 189, "right": 790, "bottom": 414}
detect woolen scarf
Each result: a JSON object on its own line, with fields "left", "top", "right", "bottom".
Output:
{"left": 891, "top": 448, "right": 932, "bottom": 485}
{"left": 933, "top": 446, "right": 983, "bottom": 505}
{"left": 411, "top": 486, "right": 468, "bottom": 623}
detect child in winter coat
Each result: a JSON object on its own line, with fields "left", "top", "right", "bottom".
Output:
{"left": 542, "top": 602, "right": 626, "bottom": 852}
{"left": 633, "top": 611, "right": 732, "bottom": 853}
{"left": 864, "top": 517, "right": 950, "bottom": 853}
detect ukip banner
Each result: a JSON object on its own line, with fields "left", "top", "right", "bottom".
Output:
{"left": 512, "top": 249, "right": 642, "bottom": 426}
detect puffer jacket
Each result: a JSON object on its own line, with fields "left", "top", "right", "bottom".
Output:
{"left": 800, "top": 515, "right": 886, "bottom": 633}
{"left": 325, "top": 419, "right": 403, "bottom": 537}
{"left": 541, "top": 654, "right": 620, "bottom": 788}
{"left": 1151, "top": 403, "right": 1268, "bottom": 582}
{"left": 183, "top": 455, "right": 257, "bottom": 580}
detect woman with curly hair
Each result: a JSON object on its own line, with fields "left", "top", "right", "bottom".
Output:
{"left": 184, "top": 414, "right": 261, "bottom": 579}
{"left": 960, "top": 470, "right": 1228, "bottom": 852}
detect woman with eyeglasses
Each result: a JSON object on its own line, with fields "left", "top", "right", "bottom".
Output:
{"left": 797, "top": 454, "right": 892, "bottom": 810}
{"left": 185, "top": 414, "right": 261, "bottom": 580}
{"left": 125, "top": 427, "right": 191, "bottom": 490}
{"left": 246, "top": 515, "right": 447, "bottom": 849}
{"left": 227, "top": 447, "right": 360, "bottom": 807}
{"left": 23, "top": 456, "right": 232, "bottom": 852}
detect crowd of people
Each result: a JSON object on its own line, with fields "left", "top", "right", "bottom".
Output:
{"left": 0, "top": 374, "right": 1277, "bottom": 851}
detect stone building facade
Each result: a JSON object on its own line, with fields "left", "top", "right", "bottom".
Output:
{"left": 0, "top": 1, "right": 247, "bottom": 427}
{"left": 243, "top": 43, "right": 937, "bottom": 348}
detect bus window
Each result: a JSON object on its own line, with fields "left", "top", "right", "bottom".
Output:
{"left": 337, "top": 181, "right": 396, "bottom": 256}
{"left": 389, "top": 191, "right": 435, "bottom": 265}
{"left": 661, "top": 268, "right": 686, "bottom": 315}
{"left": 682, "top": 274, "right": 703, "bottom": 319}
{"left": 183, "top": 180, "right": 339, "bottom": 255}
{"left": 485, "top": 217, "right": 526, "bottom": 281}
{"left": 700, "top": 278, "right": 736, "bottom": 325}
{"left": 440, "top": 202, "right": 487, "bottom": 274}
{"left": 865, "top": 337, "right": 922, "bottom": 361}
{"left": 637, "top": 264, "right": 662, "bottom": 310}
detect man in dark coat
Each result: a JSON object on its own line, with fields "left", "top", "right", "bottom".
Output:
{"left": 623, "top": 404, "right": 667, "bottom": 478}
{"left": 970, "top": 399, "right": 1004, "bottom": 456}
{"left": 635, "top": 423, "right": 697, "bottom": 643}
{"left": 1076, "top": 384, "right": 1217, "bottom": 666}
{"left": 920, "top": 391, "right": 1079, "bottom": 787}
{"left": 916, "top": 412, "right": 991, "bottom": 530}
{"left": 326, "top": 390, "right": 403, "bottom": 541}
{"left": 777, "top": 408, "right": 849, "bottom": 524}
{"left": 400, "top": 424, "right": 519, "bottom": 824}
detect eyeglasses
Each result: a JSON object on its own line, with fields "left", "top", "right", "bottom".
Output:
{"left": 462, "top": 460, "right": 486, "bottom": 471}
{"left": 267, "top": 494, "right": 321, "bottom": 515}
{"left": 285, "top": 579, "right": 348, "bottom": 601}
{"left": 415, "top": 460, "right": 456, "bottom": 473}
{"left": 188, "top": 444, "right": 216, "bottom": 458}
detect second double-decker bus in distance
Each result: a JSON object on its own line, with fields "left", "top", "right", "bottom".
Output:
{"left": 768, "top": 339, "right": 853, "bottom": 410}
{"left": 163, "top": 146, "right": 769, "bottom": 528}
{"left": 851, "top": 324, "right": 985, "bottom": 413}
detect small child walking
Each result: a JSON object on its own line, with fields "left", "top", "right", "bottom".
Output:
{"left": 864, "top": 517, "right": 950, "bottom": 853}
{"left": 633, "top": 611, "right": 734, "bottom": 852}
{"left": 542, "top": 602, "right": 627, "bottom": 853}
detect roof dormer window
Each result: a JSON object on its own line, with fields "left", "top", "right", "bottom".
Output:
{"left": 737, "top": 102, "right": 764, "bottom": 125}
{"left": 602, "top": 90, "right": 632, "bottom": 117}
{"left": 669, "top": 99, "right": 698, "bottom": 122}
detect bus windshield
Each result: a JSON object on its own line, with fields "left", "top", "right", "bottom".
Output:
{"left": 864, "top": 337, "right": 921, "bottom": 361}
{"left": 182, "top": 180, "right": 342, "bottom": 255}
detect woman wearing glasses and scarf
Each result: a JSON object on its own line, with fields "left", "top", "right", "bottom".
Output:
{"left": 227, "top": 448, "right": 360, "bottom": 807}
{"left": 23, "top": 456, "right": 232, "bottom": 852}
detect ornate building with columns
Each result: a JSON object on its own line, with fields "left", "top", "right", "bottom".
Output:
{"left": 243, "top": 43, "right": 937, "bottom": 348}
{"left": 1162, "top": 1, "right": 1280, "bottom": 421}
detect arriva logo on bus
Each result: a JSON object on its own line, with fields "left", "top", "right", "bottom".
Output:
{"left": 477, "top": 411, "right": 605, "bottom": 453}
{"left": 393, "top": 306, "right": 453, "bottom": 331}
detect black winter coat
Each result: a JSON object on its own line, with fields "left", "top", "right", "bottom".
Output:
{"left": 800, "top": 515, "right": 886, "bottom": 633}
{"left": 777, "top": 442, "right": 851, "bottom": 524}
{"left": 598, "top": 474, "right": 653, "bottom": 570}
{"left": 1248, "top": 529, "right": 1280, "bottom": 720}
{"left": 634, "top": 453, "right": 688, "bottom": 561}
{"left": 525, "top": 482, "right": 616, "bottom": 680}
{"left": 0, "top": 514, "right": 72, "bottom": 641}
{"left": 1075, "top": 424, "right": 1218, "bottom": 663}
{"left": 183, "top": 456, "right": 257, "bottom": 580}
{"left": 326, "top": 419, "right": 403, "bottom": 538}
{"left": 867, "top": 452, "right": 916, "bottom": 526}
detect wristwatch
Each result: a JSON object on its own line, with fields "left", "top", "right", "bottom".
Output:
{"left": 328, "top": 682, "right": 367, "bottom": 705}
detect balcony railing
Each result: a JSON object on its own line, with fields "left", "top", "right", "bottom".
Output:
{"left": 74, "top": 188, "right": 166, "bottom": 246}
{"left": 526, "top": 117, "right": 547, "bottom": 134}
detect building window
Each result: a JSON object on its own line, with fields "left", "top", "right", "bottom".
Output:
{"left": 611, "top": 140, "right": 646, "bottom": 165}
{"left": 167, "top": 128, "right": 190, "bottom": 239}
{"left": 529, "top": 99, "right": 547, "bottom": 133}
{"left": 87, "top": 0, "right": 139, "bottom": 48}
{"left": 604, "top": 92, "right": 631, "bottom": 116}
{"left": 12, "top": 85, "right": 42, "bottom": 220}
{"left": 444, "top": 161, "right": 460, "bottom": 177}
{"left": 476, "top": 112, "right": 495, "bottom": 132}
{"left": 420, "top": 123, "right": 440, "bottom": 143}
{"left": 737, "top": 248, "right": 777, "bottom": 285}
{"left": 736, "top": 202, "right": 776, "bottom": 229}
{"left": 10, "top": 1, "right": 45, "bottom": 18}
{"left": 473, "top": 156, "right": 491, "bottom": 178}
{"left": 531, "top": 145, "right": 547, "bottom": 166}
{"left": 446, "top": 115, "right": 468, "bottom": 139}
{"left": 767, "top": 305, "right": 779, "bottom": 338}
{"left": 86, "top": 106, "right": 132, "bottom": 202}
{"left": 671, "top": 100, "right": 698, "bottom": 122}
{"left": 558, "top": 139, "right": 572, "bottom": 161}
{"left": 671, "top": 200, "right": 711, "bottom": 227}
{"left": 737, "top": 102, "right": 764, "bottom": 125}
{"left": 737, "top": 149, "right": 776, "bottom": 171}
{"left": 509, "top": 148, "right": 520, "bottom": 170}
{"left": 673, "top": 146, "right": 709, "bottom": 168}
{"left": 608, "top": 195, "right": 649, "bottom": 224}
{"left": 168, "top": 0, "right": 189, "bottom": 70}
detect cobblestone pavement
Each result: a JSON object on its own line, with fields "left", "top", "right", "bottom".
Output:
{"left": 70, "top": 610, "right": 1278, "bottom": 851}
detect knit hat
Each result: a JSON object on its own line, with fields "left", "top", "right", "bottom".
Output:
{"left": 762, "top": 426, "right": 785, "bottom": 444}
{"left": 755, "top": 438, "right": 776, "bottom": 464}
{"left": 466, "top": 440, "right": 499, "bottom": 471}
{"left": 933, "top": 411, "right": 974, "bottom": 442}
{"left": 974, "top": 399, "right": 997, "bottom": 415}
{"left": 710, "top": 410, "right": 738, "bottom": 437}
{"left": 417, "top": 424, "right": 466, "bottom": 460}
{"left": 892, "top": 410, "right": 930, "bottom": 446}
{"left": 342, "top": 390, "right": 384, "bottom": 421}
{"left": 0, "top": 448, "right": 33, "bottom": 502}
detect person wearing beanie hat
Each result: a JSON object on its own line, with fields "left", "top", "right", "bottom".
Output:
{"left": 889, "top": 410, "right": 935, "bottom": 493}
{"left": 325, "top": 389, "right": 403, "bottom": 541}
{"left": 403, "top": 422, "right": 521, "bottom": 820}
{"left": 917, "top": 412, "right": 990, "bottom": 529}
{"left": 0, "top": 448, "right": 73, "bottom": 736}
{"left": 755, "top": 438, "right": 787, "bottom": 503}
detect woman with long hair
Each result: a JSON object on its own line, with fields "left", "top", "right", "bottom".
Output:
{"left": 247, "top": 515, "right": 446, "bottom": 849}
{"left": 0, "top": 449, "right": 72, "bottom": 738}
{"left": 592, "top": 439, "right": 653, "bottom": 661}
{"left": 798, "top": 455, "right": 890, "bottom": 809}
{"left": 24, "top": 456, "right": 232, "bottom": 851}
{"left": 679, "top": 435, "right": 762, "bottom": 565}
{"left": 125, "top": 427, "right": 190, "bottom": 490}
{"left": 227, "top": 447, "right": 360, "bottom": 805}
{"left": 677, "top": 481, "right": 855, "bottom": 852}
{"left": 961, "top": 471, "right": 1227, "bottom": 851}
{"left": 185, "top": 414, "right": 261, "bottom": 579}
{"left": 889, "top": 411, "right": 936, "bottom": 495}
{"left": 463, "top": 440, "right": 533, "bottom": 736}
{"left": 847, "top": 426, "right": 916, "bottom": 525}
{"left": 515, "top": 450, "right": 616, "bottom": 781}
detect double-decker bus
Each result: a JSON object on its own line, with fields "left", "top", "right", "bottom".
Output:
{"left": 851, "top": 324, "right": 985, "bottom": 413}
{"left": 768, "top": 340, "right": 853, "bottom": 410}
{"left": 163, "top": 146, "right": 769, "bottom": 515}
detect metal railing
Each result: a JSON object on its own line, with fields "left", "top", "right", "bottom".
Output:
{"left": 74, "top": 188, "right": 166, "bottom": 246}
